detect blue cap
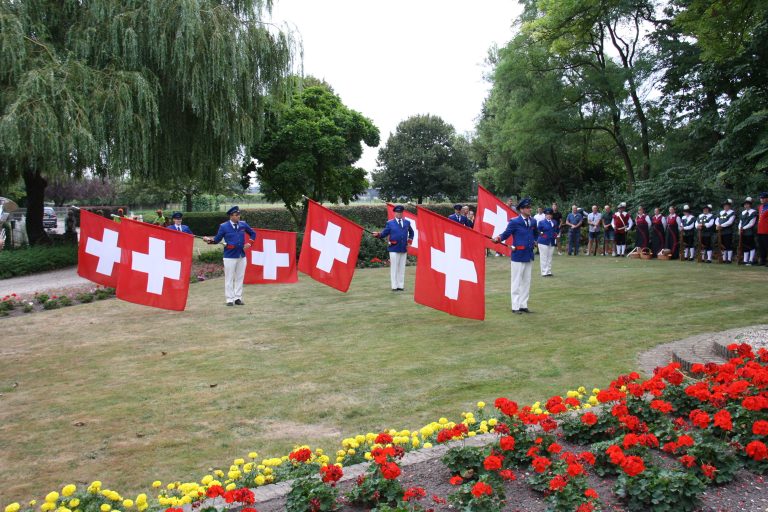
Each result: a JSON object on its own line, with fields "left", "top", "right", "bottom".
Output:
{"left": 171, "top": 211, "right": 183, "bottom": 219}
{"left": 226, "top": 206, "right": 240, "bottom": 216}
{"left": 517, "top": 197, "right": 533, "bottom": 209}
{"left": 760, "top": 192, "right": 768, "bottom": 199}
{"left": 393, "top": 205, "right": 404, "bottom": 212}
{"left": 453, "top": 204, "right": 463, "bottom": 210}
{"left": 544, "top": 207, "right": 553, "bottom": 214}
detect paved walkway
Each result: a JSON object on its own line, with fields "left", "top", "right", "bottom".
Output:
{"left": 0, "top": 267, "right": 91, "bottom": 297}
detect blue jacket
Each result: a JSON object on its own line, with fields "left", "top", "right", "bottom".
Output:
{"left": 448, "top": 213, "right": 470, "bottom": 227}
{"left": 378, "top": 218, "right": 414, "bottom": 252}
{"left": 499, "top": 216, "right": 537, "bottom": 262}
{"left": 213, "top": 220, "right": 257, "bottom": 258}
{"left": 537, "top": 218, "right": 558, "bottom": 246}
{"left": 167, "top": 224, "right": 194, "bottom": 235}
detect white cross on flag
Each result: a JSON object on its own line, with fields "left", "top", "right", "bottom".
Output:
{"left": 245, "top": 229, "right": 297, "bottom": 284}
{"left": 387, "top": 203, "right": 419, "bottom": 256}
{"left": 78, "top": 209, "right": 122, "bottom": 288}
{"left": 298, "top": 199, "right": 363, "bottom": 292}
{"left": 475, "top": 184, "right": 518, "bottom": 256}
{"left": 115, "top": 218, "right": 193, "bottom": 311}
{"left": 414, "top": 206, "right": 486, "bottom": 320}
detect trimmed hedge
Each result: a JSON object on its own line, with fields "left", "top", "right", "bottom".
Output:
{"left": 0, "top": 244, "right": 79, "bottom": 279}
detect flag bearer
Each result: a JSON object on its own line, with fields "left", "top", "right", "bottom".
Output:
{"left": 167, "top": 212, "right": 193, "bottom": 234}
{"left": 494, "top": 197, "right": 537, "bottom": 314}
{"left": 373, "top": 205, "right": 414, "bottom": 291}
{"left": 203, "top": 206, "right": 256, "bottom": 306}
{"left": 537, "top": 207, "right": 557, "bottom": 277}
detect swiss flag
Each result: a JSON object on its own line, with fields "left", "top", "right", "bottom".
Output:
{"left": 298, "top": 199, "right": 363, "bottom": 292}
{"left": 414, "top": 207, "right": 486, "bottom": 320}
{"left": 115, "top": 218, "right": 193, "bottom": 311}
{"left": 475, "top": 185, "right": 518, "bottom": 256}
{"left": 245, "top": 229, "right": 297, "bottom": 284}
{"left": 78, "top": 209, "right": 122, "bottom": 288}
{"left": 386, "top": 203, "right": 419, "bottom": 256}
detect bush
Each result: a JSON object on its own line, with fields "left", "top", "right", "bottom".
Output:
{"left": 196, "top": 249, "right": 224, "bottom": 263}
{"left": 0, "top": 244, "right": 79, "bottom": 279}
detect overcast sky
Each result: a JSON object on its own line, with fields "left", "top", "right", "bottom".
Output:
{"left": 268, "top": 0, "right": 523, "bottom": 173}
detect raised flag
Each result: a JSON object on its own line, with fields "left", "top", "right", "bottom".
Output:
{"left": 414, "top": 207, "right": 486, "bottom": 320}
{"left": 245, "top": 229, "right": 297, "bottom": 284}
{"left": 116, "top": 218, "right": 193, "bottom": 311}
{"left": 78, "top": 209, "right": 122, "bottom": 287}
{"left": 298, "top": 199, "right": 363, "bottom": 292}
{"left": 475, "top": 185, "right": 518, "bottom": 256}
{"left": 386, "top": 203, "right": 419, "bottom": 256}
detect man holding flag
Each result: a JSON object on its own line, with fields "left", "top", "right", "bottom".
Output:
{"left": 373, "top": 205, "right": 414, "bottom": 291}
{"left": 493, "top": 197, "right": 537, "bottom": 314}
{"left": 203, "top": 206, "right": 256, "bottom": 306}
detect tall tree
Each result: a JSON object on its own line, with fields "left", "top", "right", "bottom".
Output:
{"left": 0, "top": 0, "right": 294, "bottom": 244}
{"left": 372, "top": 114, "right": 473, "bottom": 204}
{"left": 246, "top": 84, "right": 380, "bottom": 227}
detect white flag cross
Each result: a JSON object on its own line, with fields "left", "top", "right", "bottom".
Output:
{"left": 85, "top": 228, "right": 121, "bottom": 276}
{"left": 408, "top": 217, "right": 419, "bottom": 248}
{"left": 483, "top": 205, "right": 511, "bottom": 238}
{"left": 310, "top": 222, "right": 350, "bottom": 273}
{"left": 430, "top": 233, "right": 478, "bottom": 300}
{"left": 251, "top": 239, "right": 290, "bottom": 280}
{"left": 131, "top": 237, "right": 182, "bottom": 295}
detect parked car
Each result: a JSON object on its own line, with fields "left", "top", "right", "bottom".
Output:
{"left": 43, "top": 207, "right": 57, "bottom": 230}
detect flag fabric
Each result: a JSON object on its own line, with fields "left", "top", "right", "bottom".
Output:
{"left": 115, "top": 218, "right": 193, "bottom": 311}
{"left": 245, "top": 229, "right": 298, "bottom": 284}
{"left": 414, "top": 206, "right": 486, "bottom": 320}
{"left": 298, "top": 199, "right": 363, "bottom": 292}
{"left": 77, "top": 209, "right": 122, "bottom": 288}
{"left": 475, "top": 185, "right": 518, "bottom": 256}
{"left": 386, "top": 203, "right": 419, "bottom": 256}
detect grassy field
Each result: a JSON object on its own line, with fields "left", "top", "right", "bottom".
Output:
{"left": 1, "top": 255, "right": 766, "bottom": 502}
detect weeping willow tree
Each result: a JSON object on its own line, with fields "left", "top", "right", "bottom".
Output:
{"left": 0, "top": 0, "right": 295, "bottom": 244}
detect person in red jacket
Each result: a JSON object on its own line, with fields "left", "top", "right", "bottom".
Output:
{"left": 758, "top": 192, "right": 768, "bottom": 266}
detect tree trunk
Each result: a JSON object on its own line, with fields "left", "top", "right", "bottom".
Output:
{"left": 627, "top": 79, "right": 651, "bottom": 180}
{"left": 23, "top": 169, "right": 50, "bottom": 245}
{"left": 417, "top": 196, "right": 423, "bottom": 204}
{"left": 184, "top": 192, "right": 193, "bottom": 212}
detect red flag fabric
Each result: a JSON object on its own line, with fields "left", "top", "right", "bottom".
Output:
{"left": 244, "top": 229, "right": 298, "bottom": 284}
{"left": 78, "top": 209, "right": 122, "bottom": 288}
{"left": 386, "top": 203, "right": 419, "bottom": 256}
{"left": 414, "top": 207, "right": 486, "bottom": 320}
{"left": 475, "top": 185, "right": 518, "bottom": 256}
{"left": 298, "top": 200, "right": 363, "bottom": 292}
{"left": 115, "top": 218, "right": 193, "bottom": 311}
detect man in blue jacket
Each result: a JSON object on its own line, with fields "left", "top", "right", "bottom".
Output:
{"left": 203, "top": 206, "right": 257, "bottom": 306}
{"left": 373, "top": 205, "right": 414, "bottom": 291}
{"left": 167, "top": 212, "right": 194, "bottom": 234}
{"left": 493, "top": 197, "right": 537, "bottom": 314}
{"left": 537, "top": 207, "right": 558, "bottom": 277}
{"left": 448, "top": 204, "right": 468, "bottom": 226}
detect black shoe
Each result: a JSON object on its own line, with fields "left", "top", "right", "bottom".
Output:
{"left": 397, "top": 288, "right": 404, "bottom": 291}
{"left": 392, "top": 289, "right": 398, "bottom": 292}
{"left": 226, "top": 302, "right": 234, "bottom": 306}
{"left": 520, "top": 308, "right": 531, "bottom": 313}
{"left": 512, "top": 310, "right": 523, "bottom": 315}
{"left": 234, "top": 299, "right": 245, "bottom": 305}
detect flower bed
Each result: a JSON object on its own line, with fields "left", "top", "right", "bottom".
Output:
{"left": 4, "top": 343, "right": 767, "bottom": 512}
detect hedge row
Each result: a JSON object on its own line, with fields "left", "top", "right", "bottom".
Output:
{"left": 0, "top": 244, "right": 79, "bottom": 279}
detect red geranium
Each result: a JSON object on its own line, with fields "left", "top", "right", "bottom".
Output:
{"left": 494, "top": 397, "right": 519, "bottom": 416}
{"left": 567, "top": 462, "right": 585, "bottom": 477}
{"left": 620, "top": 455, "right": 646, "bottom": 477}
{"left": 585, "top": 488, "right": 599, "bottom": 499}
{"left": 483, "top": 454, "right": 503, "bottom": 471}
{"left": 223, "top": 488, "right": 255, "bottom": 505}
{"left": 746, "top": 440, "right": 768, "bottom": 461}
{"left": 701, "top": 464, "right": 717, "bottom": 479}
{"left": 500, "top": 436, "right": 515, "bottom": 451}
{"left": 380, "top": 461, "right": 401, "bottom": 480}
{"left": 650, "top": 400, "right": 674, "bottom": 414}
{"left": 579, "top": 452, "right": 596, "bottom": 465}
{"left": 531, "top": 456, "right": 552, "bottom": 473}
{"left": 289, "top": 447, "right": 312, "bottom": 463}
{"left": 403, "top": 487, "right": 426, "bottom": 502}
{"left": 547, "top": 442, "right": 562, "bottom": 454}
{"left": 581, "top": 412, "right": 598, "bottom": 426}
{"left": 576, "top": 504, "right": 595, "bottom": 512}
{"left": 470, "top": 481, "right": 493, "bottom": 497}
{"left": 713, "top": 410, "right": 733, "bottom": 431}
{"left": 500, "top": 469, "right": 516, "bottom": 481}
{"left": 206, "top": 485, "right": 225, "bottom": 498}
{"left": 375, "top": 432, "right": 393, "bottom": 445}
{"left": 320, "top": 464, "right": 343, "bottom": 485}
{"left": 679, "top": 455, "right": 696, "bottom": 468}
{"left": 449, "top": 475, "right": 463, "bottom": 485}
{"left": 677, "top": 434, "right": 695, "bottom": 448}
{"left": 690, "top": 409, "right": 710, "bottom": 429}
{"left": 549, "top": 474, "right": 568, "bottom": 492}
{"left": 753, "top": 420, "right": 768, "bottom": 436}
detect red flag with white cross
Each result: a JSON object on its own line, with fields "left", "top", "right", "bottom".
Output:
{"left": 475, "top": 185, "right": 518, "bottom": 256}
{"left": 244, "top": 229, "right": 297, "bottom": 284}
{"left": 386, "top": 203, "right": 419, "bottom": 256}
{"left": 78, "top": 209, "right": 122, "bottom": 288}
{"left": 115, "top": 218, "right": 193, "bottom": 311}
{"left": 298, "top": 199, "right": 363, "bottom": 292}
{"left": 414, "top": 206, "right": 486, "bottom": 320}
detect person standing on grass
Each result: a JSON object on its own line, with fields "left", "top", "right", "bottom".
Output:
{"left": 635, "top": 206, "right": 651, "bottom": 252}
{"left": 587, "top": 205, "right": 602, "bottom": 256}
{"left": 537, "top": 207, "right": 557, "bottom": 277}
{"left": 697, "top": 204, "right": 716, "bottom": 263}
{"left": 566, "top": 205, "right": 583, "bottom": 256}
{"left": 373, "top": 205, "right": 414, "bottom": 291}
{"left": 167, "top": 212, "right": 193, "bottom": 234}
{"left": 758, "top": 192, "right": 768, "bottom": 266}
{"left": 665, "top": 206, "right": 682, "bottom": 259}
{"left": 203, "top": 206, "right": 256, "bottom": 306}
{"left": 650, "top": 207, "right": 666, "bottom": 256}
{"left": 602, "top": 205, "right": 614, "bottom": 256}
{"left": 494, "top": 197, "right": 537, "bottom": 314}
{"left": 681, "top": 205, "right": 697, "bottom": 261}
{"left": 717, "top": 199, "right": 736, "bottom": 263}
{"left": 612, "top": 202, "right": 633, "bottom": 256}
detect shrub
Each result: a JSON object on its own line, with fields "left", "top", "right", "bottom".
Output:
{"left": 0, "top": 244, "right": 79, "bottom": 279}
{"left": 196, "top": 248, "right": 224, "bottom": 263}
{"left": 614, "top": 466, "right": 706, "bottom": 512}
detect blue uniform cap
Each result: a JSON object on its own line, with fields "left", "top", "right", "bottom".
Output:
{"left": 517, "top": 197, "right": 533, "bottom": 209}
{"left": 544, "top": 207, "right": 553, "bottom": 214}
{"left": 760, "top": 192, "right": 768, "bottom": 199}
{"left": 453, "top": 204, "right": 463, "bottom": 211}
{"left": 171, "top": 211, "right": 183, "bottom": 219}
{"left": 226, "top": 206, "right": 240, "bottom": 216}
{"left": 393, "top": 205, "right": 405, "bottom": 212}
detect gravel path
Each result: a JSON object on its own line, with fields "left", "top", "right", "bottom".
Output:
{"left": 0, "top": 267, "right": 91, "bottom": 297}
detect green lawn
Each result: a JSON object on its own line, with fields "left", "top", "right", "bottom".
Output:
{"left": 0, "top": 256, "right": 766, "bottom": 502}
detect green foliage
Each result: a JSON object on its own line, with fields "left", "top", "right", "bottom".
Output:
{"left": 614, "top": 466, "right": 706, "bottom": 512}
{"left": 373, "top": 114, "right": 473, "bottom": 204}
{"left": 447, "top": 474, "right": 505, "bottom": 512}
{"left": 285, "top": 475, "right": 341, "bottom": 512}
{"left": 560, "top": 409, "right": 620, "bottom": 445}
{"left": 345, "top": 464, "right": 404, "bottom": 508}
{"left": 0, "top": 244, "right": 78, "bottom": 279}
{"left": 196, "top": 248, "right": 225, "bottom": 264}
{"left": 442, "top": 446, "right": 485, "bottom": 479}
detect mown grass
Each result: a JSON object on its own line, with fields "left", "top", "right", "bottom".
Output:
{"left": 0, "top": 256, "right": 766, "bottom": 502}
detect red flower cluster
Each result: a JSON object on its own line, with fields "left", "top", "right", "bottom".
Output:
{"left": 436, "top": 423, "right": 469, "bottom": 443}
{"left": 605, "top": 445, "right": 646, "bottom": 476}
{"left": 494, "top": 397, "right": 519, "bottom": 416}
{"left": 289, "top": 447, "right": 312, "bottom": 463}
{"left": 483, "top": 454, "right": 503, "bottom": 471}
{"left": 746, "top": 440, "right": 768, "bottom": 461}
{"left": 650, "top": 399, "right": 674, "bottom": 414}
{"left": 205, "top": 485, "right": 225, "bottom": 498}
{"left": 449, "top": 475, "right": 463, "bottom": 485}
{"left": 713, "top": 410, "right": 733, "bottom": 431}
{"left": 581, "top": 412, "right": 598, "bottom": 426}
{"left": 753, "top": 420, "right": 768, "bottom": 435}
{"left": 403, "top": 487, "right": 426, "bottom": 502}
{"left": 223, "top": 488, "right": 255, "bottom": 504}
{"left": 375, "top": 432, "right": 393, "bottom": 445}
{"left": 531, "top": 456, "right": 551, "bottom": 473}
{"left": 701, "top": 464, "right": 717, "bottom": 479}
{"left": 499, "top": 435, "right": 515, "bottom": 451}
{"left": 470, "top": 481, "right": 493, "bottom": 497}
{"left": 320, "top": 464, "right": 343, "bottom": 485}
{"left": 549, "top": 474, "right": 568, "bottom": 491}
{"left": 380, "top": 461, "right": 401, "bottom": 480}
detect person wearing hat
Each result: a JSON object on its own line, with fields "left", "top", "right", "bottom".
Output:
{"left": 203, "top": 206, "right": 256, "bottom": 306}
{"left": 739, "top": 197, "right": 757, "bottom": 265}
{"left": 634, "top": 206, "right": 651, "bottom": 252}
{"left": 373, "top": 205, "right": 414, "bottom": 291}
{"left": 449, "top": 204, "right": 469, "bottom": 226}
{"left": 493, "top": 197, "right": 537, "bottom": 314}
{"left": 665, "top": 206, "right": 682, "bottom": 259}
{"left": 680, "top": 205, "right": 697, "bottom": 261}
{"left": 167, "top": 212, "right": 193, "bottom": 234}
{"left": 758, "top": 192, "right": 768, "bottom": 265}
{"left": 153, "top": 209, "right": 167, "bottom": 227}
{"left": 611, "top": 202, "right": 633, "bottom": 256}
{"left": 537, "top": 207, "right": 557, "bottom": 276}
{"left": 601, "top": 204, "right": 614, "bottom": 256}
{"left": 716, "top": 199, "right": 736, "bottom": 263}
{"left": 696, "top": 204, "right": 716, "bottom": 263}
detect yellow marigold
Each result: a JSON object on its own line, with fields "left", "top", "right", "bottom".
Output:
{"left": 423, "top": 442, "right": 433, "bottom": 449}
{"left": 151, "top": 482, "right": 161, "bottom": 489}
{"left": 45, "top": 493, "right": 59, "bottom": 504}
{"left": 468, "top": 431, "right": 477, "bottom": 437}
{"left": 136, "top": 505, "right": 147, "bottom": 512}
{"left": 225, "top": 484, "right": 236, "bottom": 491}
{"left": 68, "top": 501, "right": 79, "bottom": 509}
{"left": 28, "top": 501, "right": 37, "bottom": 507}
{"left": 364, "top": 453, "right": 372, "bottom": 461}
{"left": 588, "top": 396, "right": 599, "bottom": 405}
{"left": 165, "top": 484, "right": 174, "bottom": 491}
{"left": 122, "top": 501, "right": 133, "bottom": 509}
{"left": 233, "top": 458, "right": 245, "bottom": 466}
{"left": 354, "top": 435, "right": 365, "bottom": 445}
{"left": 227, "top": 470, "right": 240, "bottom": 480}
{"left": 5, "top": 503, "right": 20, "bottom": 512}
{"left": 40, "top": 503, "right": 55, "bottom": 512}
{"left": 479, "top": 424, "right": 489, "bottom": 434}
{"left": 412, "top": 438, "right": 420, "bottom": 448}
{"left": 263, "top": 467, "right": 273, "bottom": 476}
{"left": 61, "top": 485, "right": 77, "bottom": 498}
{"left": 55, "top": 507, "right": 70, "bottom": 512}
{"left": 315, "top": 448, "right": 324, "bottom": 455}
{"left": 214, "top": 470, "right": 224, "bottom": 477}
{"left": 179, "top": 496, "right": 191, "bottom": 505}
{"left": 200, "top": 475, "right": 213, "bottom": 485}
{"left": 335, "top": 457, "right": 344, "bottom": 464}
{"left": 365, "top": 433, "right": 376, "bottom": 443}
{"left": 134, "top": 495, "right": 147, "bottom": 506}
{"left": 248, "top": 452, "right": 258, "bottom": 459}
{"left": 254, "top": 475, "right": 265, "bottom": 486}
{"left": 578, "top": 386, "right": 587, "bottom": 394}
{"left": 477, "top": 401, "right": 486, "bottom": 409}
{"left": 347, "top": 449, "right": 356, "bottom": 455}
{"left": 336, "top": 450, "right": 345, "bottom": 457}
{"left": 488, "top": 418, "right": 497, "bottom": 426}
{"left": 243, "top": 463, "right": 253, "bottom": 472}
{"left": 592, "top": 388, "right": 600, "bottom": 395}
{"left": 438, "top": 417, "right": 448, "bottom": 424}
{"left": 583, "top": 403, "right": 592, "bottom": 409}
{"left": 100, "top": 505, "right": 111, "bottom": 512}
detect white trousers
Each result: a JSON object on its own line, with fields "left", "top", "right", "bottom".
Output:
{"left": 389, "top": 251, "right": 407, "bottom": 289}
{"left": 511, "top": 261, "right": 532, "bottom": 311}
{"left": 539, "top": 245, "right": 554, "bottom": 275}
{"left": 223, "top": 257, "right": 246, "bottom": 302}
